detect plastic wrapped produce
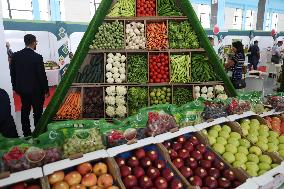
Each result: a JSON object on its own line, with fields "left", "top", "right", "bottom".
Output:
{"left": 227, "top": 98, "right": 251, "bottom": 115}
{"left": 267, "top": 93, "right": 284, "bottom": 112}
{"left": 203, "top": 100, "right": 228, "bottom": 120}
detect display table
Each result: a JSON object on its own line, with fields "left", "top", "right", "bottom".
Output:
{"left": 45, "top": 69, "right": 60, "bottom": 86}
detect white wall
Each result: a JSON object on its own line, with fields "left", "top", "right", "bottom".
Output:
{"left": 278, "top": 14, "right": 284, "bottom": 32}
{"left": 224, "top": 8, "right": 235, "bottom": 30}
{"left": 61, "top": 0, "right": 91, "bottom": 22}
{"left": 252, "top": 11, "right": 257, "bottom": 30}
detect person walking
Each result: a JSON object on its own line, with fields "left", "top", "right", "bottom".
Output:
{"left": 10, "top": 34, "right": 49, "bottom": 137}
{"left": 248, "top": 40, "right": 260, "bottom": 70}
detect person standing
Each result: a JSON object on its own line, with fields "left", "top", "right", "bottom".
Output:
{"left": 10, "top": 34, "right": 49, "bottom": 137}
{"left": 271, "top": 41, "right": 283, "bottom": 64}
{"left": 248, "top": 40, "right": 260, "bottom": 70}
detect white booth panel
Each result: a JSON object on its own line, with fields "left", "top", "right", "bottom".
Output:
{"left": 70, "top": 32, "right": 84, "bottom": 54}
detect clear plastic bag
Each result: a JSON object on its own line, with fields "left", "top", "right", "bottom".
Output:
{"left": 203, "top": 100, "right": 228, "bottom": 120}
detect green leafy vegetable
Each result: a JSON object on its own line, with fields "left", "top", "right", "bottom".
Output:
{"left": 127, "top": 55, "right": 148, "bottom": 83}
{"left": 128, "top": 87, "right": 148, "bottom": 115}
{"left": 173, "top": 88, "right": 193, "bottom": 106}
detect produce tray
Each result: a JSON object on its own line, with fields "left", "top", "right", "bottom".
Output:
{"left": 226, "top": 111, "right": 256, "bottom": 122}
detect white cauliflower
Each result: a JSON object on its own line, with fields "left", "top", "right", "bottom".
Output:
{"left": 120, "top": 74, "right": 126, "bottom": 81}
{"left": 113, "top": 72, "right": 120, "bottom": 80}
{"left": 106, "top": 72, "right": 113, "bottom": 79}
{"left": 201, "top": 86, "right": 208, "bottom": 94}
{"left": 106, "top": 106, "right": 116, "bottom": 117}
{"left": 194, "top": 86, "right": 200, "bottom": 93}
{"left": 105, "top": 96, "right": 116, "bottom": 105}
{"left": 116, "top": 96, "right": 125, "bottom": 105}
{"left": 106, "top": 86, "right": 116, "bottom": 96}
{"left": 106, "top": 63, "right": 112, "bottom": 71}
{"left": 208, "top": 87, "right": 214, "bottom": 93}
{"left": 116, "top": 105, "right": 127, "bottom": 117}
{"left": 107, "top": 78, "right": 114, "bottom": 83}
{"left": 116, "top": 86, "right": 127, "bottom": 96}
{"left": 195, "top": 92, "right": 201, "bottom": 98}
{"left": 215, "top": 85, "right": 225, "bottom": 94}
{"left": 119, "top": 67, "right": 126, "bottom": 74}
{"left": 207, "top": 92, "right": 214, "bottom": 99}
{"left": 115, "top": 78, "right": 122, "bottom": 83}
{"left": 217, "top": 94, "right": 228, "bottom": 100}
{"left": 201, "top": 94, "right": 207, "bottom": 99}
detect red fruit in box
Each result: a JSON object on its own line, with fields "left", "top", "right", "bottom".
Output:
{"left": 200, "top": 160, "right": 212, "bottom": 169}
{"left": 208, "top": 168, "right": 220, "bottom": 178}
{"left": 140, "top": 157, "right": 152, "bottom": 168}
{"left": 163, "top": 142, "right": 171, "bottom": 149}
{"left": 179, "top": 166, "right": 193, "bottom": 178}
{"left": 168, "top": 150, "right": 178, "bottom": 159}
{"left": 172, "top": 142, "right": 182, "bottom": 151}
{"left": 233, "top": 180, "right": 242, "bottom": 187}
{"left": 81, "top": 173, "right": 97, "bottom": 187}
{"left": 218, "top": 177, "right": 231, "bottom": 188}
{"left": 201, "top": 187, "right": 210, "bottom": 189}
{"left": 178, "top": 149, "right": 189, "bottom": 159}
{"left": 123, "top": 175, "right": 138, "bottom": 188}
{"left": 196, "top": 144, "right": 206, "bottom": 154}
{"left": 128, "top": 156, "right": 139, "bottom": 167}
{"left": 172, "top": 158, "right": 184, "bottom": 169}
{"left": 176, "top": 136, "right": 186, "bottom": 144}
{"left": 139, "top": 176, "right": 153, "bottom": 189}
{"left": 203, "top": 151, "right": 215, "bottom": 162}
{"left": 147, "top": 167, "right": 160, "bottom": 179}
{"left": 182, "top": 142, "right": 194, "bottom": 152}
{"left": 133, "top": 166, "right": 145, "bottom": 178}
{"left": 77, "top": 162, "right": 92, "bottom": 176}
{"left": 120, "top": 165, "right": 132, "bottom": 177}
{"left": 26, "top": 185, "right": 41, "bottom": 189}
{"left": 10, "top": 182, "right": 26, "bottom": 189}
{"left": 185, "top": 157, "right": 198, "bottom": 169}
{"left": 223, "top": 170, "right": 235, "bottom": 181}
{"left": 194, "top": 167, "right": 207, "bottom": 178}
{"left": 154, "top": 159, "right": 166, "bottom": 170}
{"left": 191, "top": 151, "right": 202, "bottom": 160}
{"left": 213, "top": 160, "right": 225, "bottom": 171}
{"left": 132, "top": 187, "right": 142, "bottom": 189}
{"left": 154, "top": 177, "right": 168, "bottom": 189}
{"left": 170, "top": 178, "right": 183, "bottom": 189}
{"left": 146, "top": 151, "right": 158, "bottom": 161}
{"left": 135, "top": 149, "right": 146, "bottom": 159}
{"left": 204, "top": 176, "right": 218, "bottom": 188}
{"left": 161, "top": 168, "right": 174, "bottom": 181}
{"left": 116, "top": 157, "right": 126, "bottom": 167}
{"left": 188, "top": 136, "right": 199, "bottom": 146}
{"left": 189, "top": 176, "right": 202, "bottom": 187}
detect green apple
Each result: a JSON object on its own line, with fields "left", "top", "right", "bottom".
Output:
{"left": 202, "top": 129, "right": 208, "bottom": 136}
{"left": 249, "top": 128, "right": 259, "bottom": 135}
{"left": 233, "top": 161, "right": 246, "bottom": 170}
{"left": 212, "top": 125, "right": 222, "bottom": 132}
{"left": 225, "top": 144, "right": 238, "bottom": 154}
{"left": 259, "top": 124, "right": 269, "bottom": 131}
{"left": 268, "top": 136, "right": 279, "bottom": 144}
{"left": 246, "top": 162, "right": 259, "bottom": 172}
{"left": 219, "top": 130, "right": 230, "bottom": 139}
{"left": 230, "top": 132, "right": 241, "bottom": 140}
{"left": 222, "top": 125, "right": 232, "bottom": 133}
{"left": 269, "top": 131, "right": 280, "bottom": 138}
{"left": 259, "top": 130, "right": 269, "bottom": 137}
{"left": 222, "top": 152, "right": 235, "bottom": 163}
{"left": 271, "top": 164, "right": 279, "bottom": 168}
{"left": 242, "top": 129, "right": 249, "bottom": 136}
{"left": 256, "top": 141, "right": 268, "bottom": 151}
{"left": 239, "top": 139, "right": 251, "bottom": 148}
{"left": 250, "top": 119, "right": 260, "bottom": 126}
{"left": 247, "top": 134, "right": 259, "bottom": 143}
{"left": 235, "top": 152, "right": 248, "bottom": 163}
{"left": 258, "top": 136, "right": 268, "bottom": 144}
{"left": 240, "top": 123, "right": 250, "bottom": 130}
{"left": 249, "top": 146, "right": 262, "bottom": 156}
{"left": 227, "top": 138, "right": 240, "bottom": 147}
{"left": 247, "top": 154, "right": 259, "bottom": 163}
{"left": 247, "top": 169, "right": 258, "bottom": 177}
{"left": 241, "top": 119, "right": 251, "bottom": 125}
{"left": 279, "top": 136, "right": 284, "bottom": 144}
{"left": 213, "top": 143, "right": 225, "bottom": 154}
{"left": 279, "top": 144, "right": 284, "bottom": 150}
{"left": 259, "top": 155, "right": 272, "bottom": 164}
{"left": 208, "top": 136, "right": 216, "bottom": 145}
{"left": 258, "top": 170, "right": 267, "bottom": 176}
{"left": 278, "top": 149, "right": 284, "bottom": 157}
{"left": 216, "top": 137, "right": 227, "bottom": 145}
{"left": 259, "top": 162, "right": 271, "bottom": 171}
{"left": 267, "top": 143, "right": 278, "bottom": 152}
{"left": 208, "top": 129, "right": 219, "bottom": 138}
{"left": 238, "top": 146, "right": 249, "bottom": 155}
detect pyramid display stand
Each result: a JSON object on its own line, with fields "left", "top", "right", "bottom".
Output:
{"left": 33, "top": 0, "right": 237, "bottom": 136}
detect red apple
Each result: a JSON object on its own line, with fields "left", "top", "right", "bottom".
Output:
{"left": 26, "top": 185, "right": 41, "bottom": 189}
{"left": 123, "top": 175, "right": 138, "bottom": 188}
{"left": 170, "top": 178, "right": 183, "bottom": 189}
{"left": 135, "top": 149, "right": 146, "bottom": 159}
{"left": 185, "top": 158, "right": 198, "bottom": 169}
{"left": 81, "top": 173, "right": 97, "bottom": 187}
{"left": 172, "top": 158, "right": 184, "bottom": 169}
{"left": 178, "top": 149, "right": 189, "bottom": 159}
{"left": 116, "top": 157, "right": 126, "bottom": 167}
{"left": 213, "top": 160, "right": 225, "bottom": 171}
{"left": 169, "top": 150, "right": 178, "bottom": 159}
{"left": 10, "top": 182, "right": 26, "bottom": 189}
{"left": 233, "top": 180, "right": 242, "bottom": 187}
{"left": 191, "top": 151, "right": 202, "bottom": 160}
{"left": 182, "top": 141, "right": 194, "bottom": 152}
{"left": 200, "top": 160, "right": 212, "bottom": 169}
{"left": 194, "top": 167, "right": 207, "bottom": 178}
{"left": 172, "top": 142, "right": 182, "bottom": 151}
{"left": 179, "top": 166, "right": 193, "bottom": 178}
{"left": 201, "top": 187, "right": 210, "bottom": 189}
{"left": 154, "top": 159, "right": 166, "bottom": 170}
{"left": 161, "top": 168, "right": 174, "bottom": 181}
{"left": 77, "top": 162, "right": 92, "bottom": 176}
{"left": 218, "top": 177, "right": 231, "bottom": 188}
{"left": 163, "top": 142, "right": 172, "bottom": 149}
{"left": 223, "top": 170, "right": 235, "bottom": 181}
{"left": 133, "top": 166, "right": 145, "bottom": 178}
{"left": 208, "top": 168, "right": 220, "bottom": 179}
{"left": 128, "top": 156, "right": 140, "bottom": 167}
{"left": 189, "top": 176, "right": 202, "bottom": 187}
{"left": 196, "top": 144, "right": 206, "bottom": 154}
{"left": 140, "top": 157, "right": 152, "bottom": 168}
{"left": 120, "top": 165, "right": 132, "bottom": 177}
{"left": 147, "top": 167, "right": 160, "bottom": 179}
{"left": 139, "top": 176, "right": 153, "bottom": 189}
{"left": 154, "top": 177, "right": 168, "bottom": 189}
{"left": 147, "top": 151, "right": 158, "bottom": 161}
{"left": 204, "top": 176, "right": 218, "bottom": 188}
{"left": 132, "top": 187, "right": 142, "bottom": 189}
{"left": 176, "top": 136, "right": 186, "bottom": 144}
{"left": 203, "top": 151, "right": 216, "bottom": 162}
{"left": 188, "top": 136, "right": 199, "bottom": 145}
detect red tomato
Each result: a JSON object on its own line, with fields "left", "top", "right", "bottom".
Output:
{"left": 155, "top": 78, "right": 161, "bottom": 83}
{"left": 166, "top": 79, "right": 169, "bottom": 82}
{"left": 150, "top": 79, "right": 154, "bottom": 83}
{"left": 164, "top": 67, "right": 169, "bottom": 71}
{"left": 157, "top": 63, "right": 161, "bottom": 67}
{"left": 163, "top": 75, "right": 167, "bottom": 79}
{"left": 161, "top": 79, "right": 165, "bottom": 82}
{"left": 153, "top": 75, "right": 156, "bottom": 79}
{"left": 157, "top": 74, "right": 162, "bottom": 79}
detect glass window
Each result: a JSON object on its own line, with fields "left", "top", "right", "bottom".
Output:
{"left": 245, "top": 10, "right": 254, "bottom": 30}
{"left": 90, "top": 0, "right": 101, "bottom": 18}
{"left": 233, "top": 8, "right": 243, "bottom": 30}
{"left": 198, "top": 4, "right": 210, "bottom": 28}
{"left": 39, "top": 0, "right": 50, "bottom": 20}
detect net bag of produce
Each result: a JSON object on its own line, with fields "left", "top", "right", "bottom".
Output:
{"left": 267, "top": 92, "right": 284, "bottom": 112}
{"left": 238, "top": 92, "right": 265, "bottom": 114}
{"left": 227, "top": 98, "right": 251, "bottom": 115}
{"left": 202, "top": 99, "right": 228, "bottom": 120}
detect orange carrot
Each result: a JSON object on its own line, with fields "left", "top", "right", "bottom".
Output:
{"left": 147, "top": 22, "right": 168, "bottom": 50}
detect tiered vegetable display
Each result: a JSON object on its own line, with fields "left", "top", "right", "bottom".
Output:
{"left": 106, "top": 53, "right": 126, "bottom": 83}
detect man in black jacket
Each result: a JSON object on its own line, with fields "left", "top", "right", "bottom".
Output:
{"left": 10, "top": 34, "right": 49, "bottom": 137}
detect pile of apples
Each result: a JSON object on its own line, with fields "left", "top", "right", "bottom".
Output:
{"left": 264, "top": 116, "right": 284, "bottom": 135}
{"left": 238, "top": 118, "right": 284, "bottom": 157}
{"left": 115, "top": 147, "right": 184, "bottom": 189}
{"left": 205, "top": 124, "right": 279, "bottom": 177}
{"left": 163, "top": 135, "right": 243, "bottom": 188}
{"left": 48, "top": 161, "right": 119, "bottom": 189}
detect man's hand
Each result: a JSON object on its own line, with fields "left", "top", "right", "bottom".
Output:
{"left": 45, "top": 91, "right": 50, "bottom": 98}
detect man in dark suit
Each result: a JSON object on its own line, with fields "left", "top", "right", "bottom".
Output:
{"left": 10, "top": 34, "right": 49, "bottom": 137}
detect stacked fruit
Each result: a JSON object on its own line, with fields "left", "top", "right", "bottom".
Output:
{"left": 48, "top": 161, "right": 119, "bottom": 189}
{"left": 115, "top": 147, "right": 184, "bottom": 189}
{"left": 238, "top": 118, "right": 284, "bottom": 157}
{"left": 264, "top": 116, "right": 284, "bottom": 135}
{"left": 205, "top": 125, "right": 280, "bottom": 176}
{"left": 163, "top": 135, "right": 243, "bottom": 188}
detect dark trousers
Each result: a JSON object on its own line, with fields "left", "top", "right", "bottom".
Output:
{"left": 249, "top": 57, "right": 259, "bottom": 70}
{"left": 19, "top": 93, "right": 45, "bottom": 136}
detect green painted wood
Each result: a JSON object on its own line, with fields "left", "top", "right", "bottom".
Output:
{"left": 32, "top": 0, "right": 113, "bottom": 137}
{"left": 179, "top": 0, "right": 237, "bottom": 97}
